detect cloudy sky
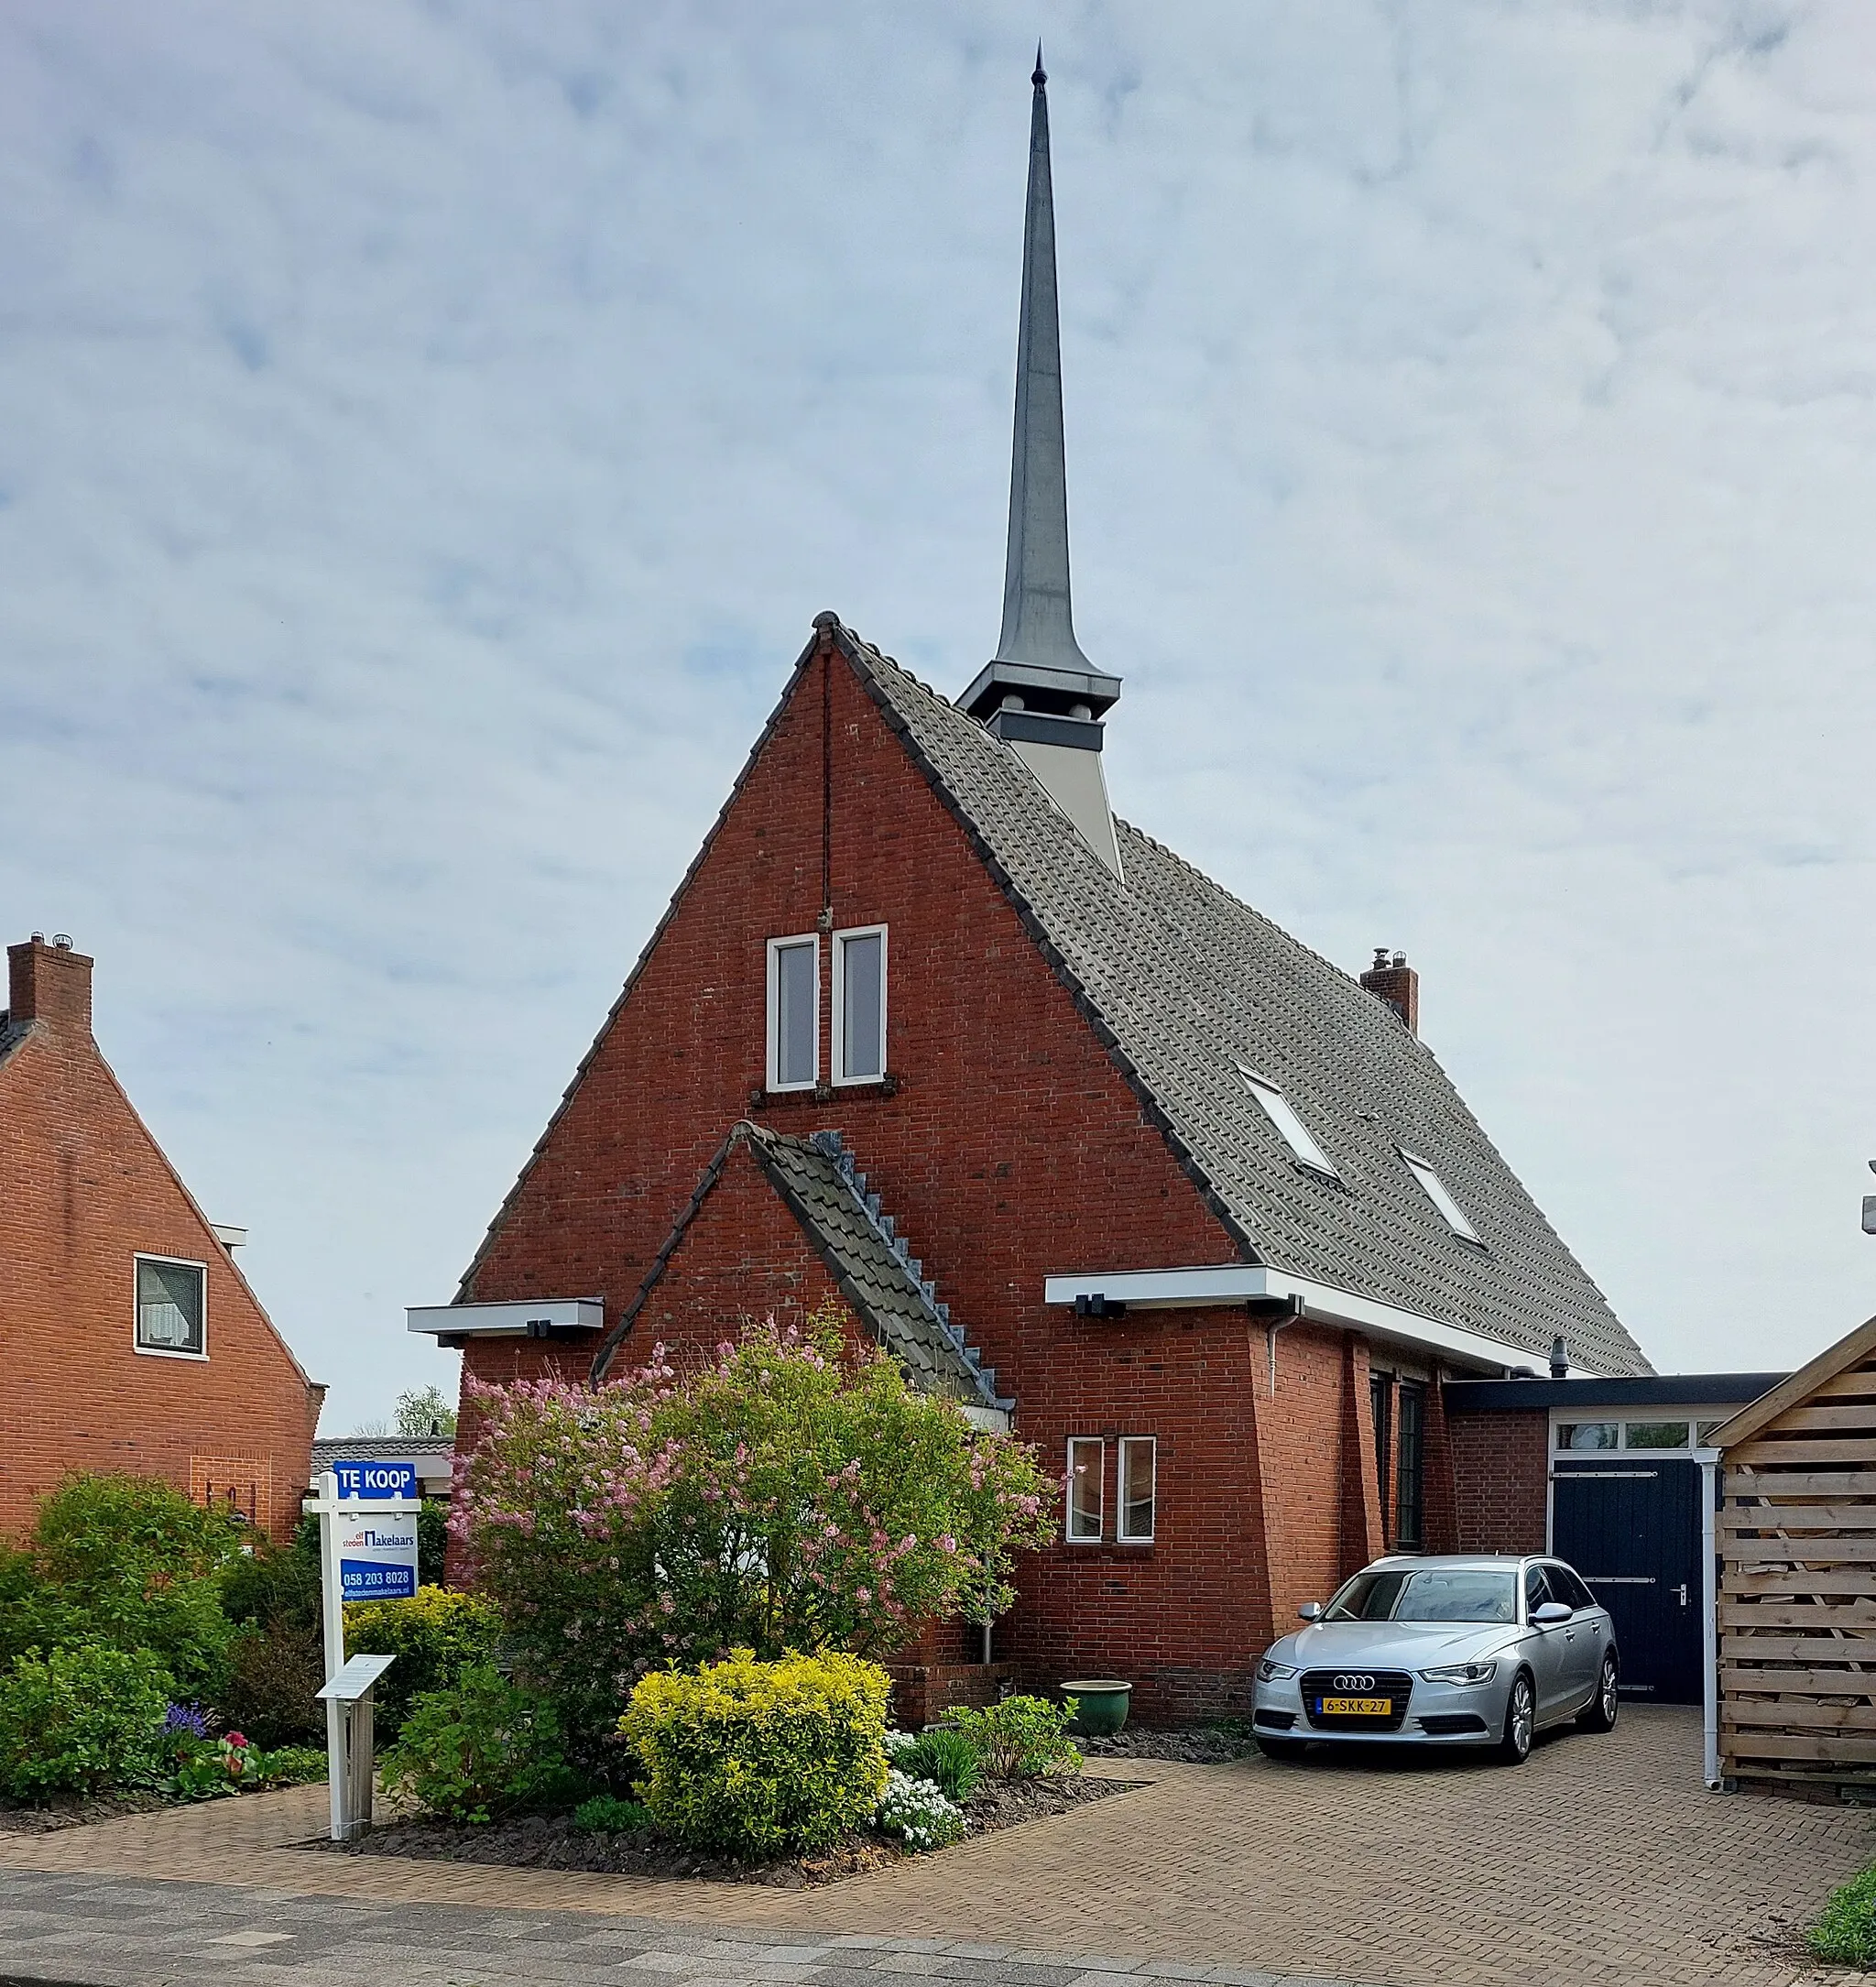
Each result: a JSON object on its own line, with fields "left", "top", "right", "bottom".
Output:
{"left": 4, "top": 1, "right": 1872, "bottom": 1429}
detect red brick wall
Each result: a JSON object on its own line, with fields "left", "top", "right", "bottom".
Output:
{"left": 453, "top": 633, "right": 1392, "bottom": 1717}
{"left": 0, "top": 947, "right": 322, "bottom": 1542}
{"left": 1446, "top": 1405, "right": 1549, "bottom": 1554}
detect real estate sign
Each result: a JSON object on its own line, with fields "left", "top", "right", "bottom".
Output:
{"left": 335, "top": 1507, "right": 419, "bottom": 1599}
{"left": 331, "top": 1457, "right": 420, "bottom": 1501}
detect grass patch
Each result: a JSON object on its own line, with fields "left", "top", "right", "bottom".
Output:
{"left": 1808, "top": 1865, "right": 1876, "bottom": 1968}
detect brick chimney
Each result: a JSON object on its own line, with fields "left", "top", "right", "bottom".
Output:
{"left": 1360, "top": 946, "right": 1419, "bottom": 1035}
{"left": 7, "top": 933, "right": 93, "bottom": 1037}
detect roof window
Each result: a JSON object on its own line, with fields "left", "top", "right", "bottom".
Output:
{"left": 1400, "top": 1151, "right": 1482, "bottom": 1244}
{"left": 1235, "top": 1066, "right": 1338, "bottom": 1178}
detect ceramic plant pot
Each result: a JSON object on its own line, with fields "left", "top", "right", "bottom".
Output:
{"left": 1061, "top": 1677, "right": 1132, "bottom": 1736}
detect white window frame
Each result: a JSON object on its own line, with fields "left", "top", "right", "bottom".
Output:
{"left": 133, "top": 1252, "right": 208, "bottom": 1360}
{"left": 1117, "top": 1436, "right": 1157, "bottom": 1544}
{"left": 1235, "top": 1064, "right": 1339, "bottom": 1178}
{"left": 831, "top": 923, "right": 889, "bottom": 1087}
{"left": 1399, "top": 1150, "right": 1483, "bottom": 1244}
{"left": 1066, "top": 1436, "right": 1105, "bottom": 1543}
{"left": 765, "top": 933, "right": 820, "bottom": 1092}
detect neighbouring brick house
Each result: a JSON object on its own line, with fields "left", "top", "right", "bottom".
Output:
{"left": 414, "top": 62, "right": 1652, "bottom": 1720}
{"left": 0, "top": 933, "right": 323, "bottom": 1542}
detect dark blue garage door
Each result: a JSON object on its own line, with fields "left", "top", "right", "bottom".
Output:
{"left": 1551, "top": 1458, "right": 1703, "bottom": 1705}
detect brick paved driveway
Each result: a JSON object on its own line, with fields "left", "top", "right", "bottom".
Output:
{"left": 1, "top": 1708, "right": 1870, "bottom": 1987}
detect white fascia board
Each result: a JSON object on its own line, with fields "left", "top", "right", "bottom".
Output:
{"left": 407, "top": 1297, "right": 605, "bottom": 1338}
{"left": 1042, "top": 1264, "right": 1579, "bottom": 1378}
{"left": 958, "top": 1402, "right": 1013, "bottom": 1436}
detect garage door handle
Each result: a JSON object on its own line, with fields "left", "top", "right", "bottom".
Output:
{"left": 1675, "top": 1584, "right": 1688, "bottom": 1606}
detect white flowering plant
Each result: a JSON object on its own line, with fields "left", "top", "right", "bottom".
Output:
{"left": 875, "top": 1766, "right": 966, "bottom": 1851}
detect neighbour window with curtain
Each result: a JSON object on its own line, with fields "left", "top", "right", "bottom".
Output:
{"left": 767, "top": 935, "right": 818, "bottom": 1091}
{"left": 1066, "top": 1437, "right": 1103, "bottom": 1541}
{"left": 1394, "top": 1381, "right": 1425, "bottom": 1549}
{"left": 1118, "top": 1436, "right": 1156, "bottom": 1543}
{"left": 833, "top": 926, "right": 887, "bottom": 1085}
{"left": 136, "top": 1256, "right": 205, "bottom": 1355}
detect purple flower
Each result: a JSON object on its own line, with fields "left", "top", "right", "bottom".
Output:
{"left": 164, "top": 1702, "right": 209, "bottom": 1739}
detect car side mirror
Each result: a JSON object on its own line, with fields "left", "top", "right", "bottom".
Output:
{"left": 1298, "top": 1601, "right": 1324, "bottom": 1621}
{"left": 1532, "top": 1600, "right": 1572, "bottom": 1625}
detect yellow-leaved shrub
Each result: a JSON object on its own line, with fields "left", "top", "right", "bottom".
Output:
{"left": 619, "top": 1650, "right": 890, "bottom": 1858}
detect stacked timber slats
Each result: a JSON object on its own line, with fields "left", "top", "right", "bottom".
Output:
{"left": 1720, "top": 1348, "right": 1876, "bottom": 1796}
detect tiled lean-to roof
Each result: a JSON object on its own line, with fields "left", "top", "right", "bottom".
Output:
{"left": 593, "top": 1122, "right": 1009, "bottom": 1410}
{"left": 830, "top": 620, "right": 1650, "bottom": 1380}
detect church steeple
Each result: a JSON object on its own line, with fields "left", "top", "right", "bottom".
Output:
{"left": 961, "top": 51, "right": 1124, "bottom": 880}
{"left": 962, "top": 49, "right": 1121, "bottom": 732}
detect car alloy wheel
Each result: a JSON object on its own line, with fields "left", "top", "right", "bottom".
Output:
{"left": 1498, "top": 1672, "right": 1534, "bottom": 1764}
{"left": 1578, "top": 1653, "right": 1620, "bottom": 1733}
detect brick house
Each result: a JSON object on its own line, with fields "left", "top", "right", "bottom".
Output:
{"left": 415, "top": 61, "right": 1652, "bottom": 1720}
{"left": 0, "top": 934, "right": 323, "bottom": 1542}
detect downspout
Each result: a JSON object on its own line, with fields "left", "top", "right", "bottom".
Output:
{"left": 1697, "top": 1445, "right": 1721, "bottom": 1790}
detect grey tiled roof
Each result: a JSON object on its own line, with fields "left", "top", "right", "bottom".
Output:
{"left": 834, "top": 622, "right": 1649, "bottom": 1379}
{"left": 594, "top": 1121, "right": 1008, "bottom": 1409}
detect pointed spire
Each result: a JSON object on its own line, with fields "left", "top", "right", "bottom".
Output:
{"left": 961, "top": 52, "right": 1120, "bottom": 728}
{"left": 997, "top": 49, "right": 1085, "bottom": 675}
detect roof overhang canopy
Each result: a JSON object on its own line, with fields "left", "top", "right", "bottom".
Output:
{"left": 1042, "top": 1264, "right": 1597, "bottom": 1378}
{"left": 409, "top": 1297, "right": 603, "bottom": 1345}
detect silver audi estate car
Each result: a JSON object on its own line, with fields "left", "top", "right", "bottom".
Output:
{"left": 1251, "top": 1554, "right": 1619, "bottom": 1766}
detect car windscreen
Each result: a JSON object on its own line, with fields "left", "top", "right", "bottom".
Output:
{"left": 1325, "top": 1568, "right": 1518, "bottom": 1624}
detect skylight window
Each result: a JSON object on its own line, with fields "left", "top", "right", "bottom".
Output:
{"left": 1401, "top": 1151, "right": 1483, "bottom": 1244}
{"left": 1235, "top": 1065, "right": 1339, "bottom": 1178}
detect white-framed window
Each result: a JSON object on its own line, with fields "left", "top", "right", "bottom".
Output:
{"left": 1235, "top": 1064, "right": 1339, "bottom": 1178}
{"left": 1400, "top": 1150, "right": 1483, "bottom": 1244}
{"left": 1066, "top": 1437, "right": 1104, "bottom": 1542}
{"left": 832, "top": 924, "right": 888, "bottom": 1086}
{"left": 135, "top": 1254, "right": 207, "bottom": 1359}
{"left": 1118, "top": 1436, "right": 1156, "bottom": 1543}
{"left": 766, "top": 934, "right": 819, "bottom": 1091}
{"left": 1554, "top": 1414, "right": 1699, "bottom": 1455}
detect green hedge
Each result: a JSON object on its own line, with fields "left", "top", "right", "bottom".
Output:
{"left": 0, "top": 1645, "right": 174, "bottom": 1800}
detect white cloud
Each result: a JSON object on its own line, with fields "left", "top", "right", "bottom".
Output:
{"left": 1, "top": 0, "right": 1871, "bottom": 1425}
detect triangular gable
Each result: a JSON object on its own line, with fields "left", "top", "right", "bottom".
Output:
{"left": 590, "top": 1121, "right": 1006, "bottom": 1415}
{"left": 1706, "top": 1312, "right": 1876, "bottom": 1451}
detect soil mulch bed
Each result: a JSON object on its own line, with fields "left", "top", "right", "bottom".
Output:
{"left": 1084, "top": 1725, "right": 1259, "bottom": 1764}
{"left": 0, "top": 1789, "right": 173, "bottom": 1835}
{"left": 323, "top": 1774, "right": 1138, "bottom": 1887}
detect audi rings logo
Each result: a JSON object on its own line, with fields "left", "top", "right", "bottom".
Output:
{"left": 1333, "top": 1673, "right": 1376, "bottom": 1692}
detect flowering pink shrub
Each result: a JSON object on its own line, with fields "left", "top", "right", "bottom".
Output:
{"left": 453, "top": 1312, "right": 1055, "bottom": 1738}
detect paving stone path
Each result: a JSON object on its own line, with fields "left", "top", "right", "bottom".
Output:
{"left": 1, "top": 1709, "right": 1871, "bottom": 1987}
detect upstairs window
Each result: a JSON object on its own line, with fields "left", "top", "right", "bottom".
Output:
{"left": 1400, "top": 1151, "right": 1482, "bottom": 1244}
{"left": 766, "top": 935, "right": 819, "bottom": 1091}
{"left": 833, "top": 925, "right": 887, "bottom": 1086}
{"left": 1066, "top": 1437, "right": 1103, "bottom": 1542}
{"left": 1236, "top": 1065, "right": 1338, "bottom": 1177}
{"left": 136, "top": 1255, "right": 205, "bottom": 1357}
{"left": 1118, "top": 1436, "right": 1157, "bottom": 1543}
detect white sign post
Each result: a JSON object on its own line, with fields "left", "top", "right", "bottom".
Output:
{"left": 302, "top": 1469, "right": 419, "bottom": 1841}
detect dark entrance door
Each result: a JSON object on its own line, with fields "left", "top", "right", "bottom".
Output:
{"left": 1551, "top": 1458, "right": 1703, "bottom": 1704}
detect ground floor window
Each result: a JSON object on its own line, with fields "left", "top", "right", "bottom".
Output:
{"left": 1118, "top": 1436, "right": 1156, "bottom": 1543}
{"left": 1066, "top": 1437, "right": 1103, "bottom": 1541}
{"left": 1395, "top": 1381, "right": 1425, "bottom": 1549}
{"left": 1370, "top": 1370, "right": 1392, "bottom": 1524}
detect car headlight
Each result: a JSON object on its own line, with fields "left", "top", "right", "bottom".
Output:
{"left": 1419, "top": 1660, "right": 1497, "bottom": 1687}
{"left": 1257, "top": 1658, "right": 1298, "bottom": 1683}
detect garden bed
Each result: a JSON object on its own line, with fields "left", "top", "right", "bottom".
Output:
{"left": 1084, "top": 1724, "right": 1259, "bottom": 1764}
{"left": 321, "top": 1774, "right": 1139, "bottom": 1887}
{"left": 0, "top": 1789, "right": 174, "bottom": 1835}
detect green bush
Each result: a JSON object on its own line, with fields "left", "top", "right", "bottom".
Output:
{"left": 217, "top": 1618, "right": 326, "bottom": 1750}
{"left": 378, "top": 1665, "right": 583, "bottom": 1824}
{"left": 0, "top": 1644, "right": 174, "bottom": 1800}
{"left": 250, "top": 1744, "right": 327, "bottom": 1789}
{"left": 942, "top": 1696, "right": 1082, "bottom": 1779}
{"left": 571, "top": 1792, "right": 652, "bottom": 1833}
{"left": 620, "top": 1649, "right": 890, "bottom": 1859}
{"left": 893, "top": 1726, "right": 982, "bottom": 1800}
{"left": 0, "top": 1545, "right": 50, "bottom": 1669}
{"left": 344, "top": 1586, "right": 500, "bottom": 1736}
{"left": 221, "top": 1529, "right": 322, "bottom": 1636}
{"left": 1810, "top": 1865, "right": 1876, "bottom": 1967}
{"left": 20, "top": 1476, "right": 246, "bottom": 1695}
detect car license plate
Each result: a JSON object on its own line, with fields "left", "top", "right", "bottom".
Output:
{"left": 1318, "top": 1695, "right": 1391, "bottom": 1717}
